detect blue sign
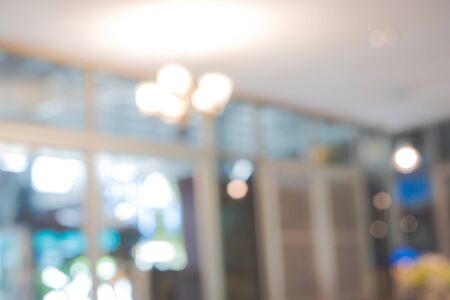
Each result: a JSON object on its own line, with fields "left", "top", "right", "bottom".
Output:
{"left": 394, "top": 168, "right": 432, "bottom": 206}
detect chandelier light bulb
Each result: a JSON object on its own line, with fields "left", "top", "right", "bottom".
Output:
{"left": 136, "top": 65, "right": 232, "bottom": 122}
{"left": 135, "top": 82, "right": 164, "bottom": 116}
{"left": 392, "top": 144, "right": 422, "bottom": 174}
{"left": 159, "top": 94, "right": 188, "bottom": 123}
{"left": 157, "top": 64, "right": 193, "bottom": 97}
{"left": 192, "top": 73, "right": 233, "bottom": 114}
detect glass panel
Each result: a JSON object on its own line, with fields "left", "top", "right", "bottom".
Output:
{"left": 219, "top": 160, "right": 260, "bottom": 300}
{"left": 0, "top": 52, "right": 84, "bottom": 130}
{"left": 0, "top": 143, "right": 88, "bottom": 300}
{"left": 216, "top": 101, "right": 257, "bottom": 156}
{"left": 96, "top": 153, "right": 202, "bottom": 300}
{"left": 95, "top": 73, "right": 201, "bottom": 145}
{"left": 260, "top": 107, "right": 309, "bottom": 159}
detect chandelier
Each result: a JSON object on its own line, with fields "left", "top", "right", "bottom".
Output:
{"left": 135, "top": 64, "right": 233, "bottom": 123}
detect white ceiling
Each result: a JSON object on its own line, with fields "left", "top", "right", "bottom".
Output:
{"left": 1, "top": 0, "right": 450, "bottom": 132}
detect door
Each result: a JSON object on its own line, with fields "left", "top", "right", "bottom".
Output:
{"left": 257, "top": 162, "right": 372, "bottom": 300}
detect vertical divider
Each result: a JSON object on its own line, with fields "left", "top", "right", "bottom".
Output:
{"left": 193, "top": 116, "right": 225, "bottom": 300}
{"left": 82, "top": 70, "right": 103, "bottom": 300}
{"left": 84, "top": 151, "right": 103, "bottom": 300}
{"left": 354, "top": 168, "right": 375, "bottom": 299}
{"left": 433, "top": 165, "right": 450, "bottom": 257}
{"left": 310, "top": 168, "right": 337, "bottom": 300}
{"left": 255, "top": 163, "right": 285, "bottom": 300}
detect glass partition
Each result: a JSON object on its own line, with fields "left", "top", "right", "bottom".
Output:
{"left": 96, "top": 153, "right": 202, "bottom": 300}
{"left": 216, "top": 101, "right": 257, "bottom": 156}
{"left": 260, "top": 107, "right": 310, "bottom": 159}
{"left": 0, "top": 52, "right": 85, "bottom": 130}
{"left": 0, "top": 143, "right": 88, "bottom": 300}
{"left": 95, "top": 73, "right": 201, "bottom": 145}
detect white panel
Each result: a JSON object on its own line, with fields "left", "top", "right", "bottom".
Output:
{"left": 283, "top": 245, "right": 318, "bottom": 300}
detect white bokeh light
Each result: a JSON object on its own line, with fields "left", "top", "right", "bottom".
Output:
{"left": 96, "top": 257, "right": 117, "bottom": 281}
{"left": 43, "top": 291, "right": 69, "bottom": 300}
{"left": 231, "top": 159, "right": 254, "bottom": 181}
{"left": 42, "top": 266, "right": 69, "bottom": 290}
{"left": 392, "top": 145, "right": 422, "bottom": 174}
{"left": 114, "top": 202, "right": 137, "bottom": 222}
{"left": 97, "top": 283, "right": 115, "bottom": 300}
{"left": 64, "top": 273, "right": 92, "bottom": 300}
{"left": 112, "top": 163, "right": 137, "bottom": 183}
{"left": 114, "top": 278, "right": 133, "bottom": 300}
{"left": 0, "top": 152, "right": 28, "bottom": 173}
{"left": 134, "top": 240, "right": 176, "bottom": 271}
{"left": 139, "top": 172, "right": 173, "bottom": 209}
{"left": 32, "top": 156, "right": 83, "bottom": 194}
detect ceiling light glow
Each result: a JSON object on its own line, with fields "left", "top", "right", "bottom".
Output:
{"left": 135, "top": 82, "right": 166, "bottom": 116}
{"left": 100, "top": 2, "right": 269, "bottom": 56}
{"left": 136, "top": 80, "right": 188, "bottom": 122}
{"left": 192, "top": 73, "right": 233, "bottom": 114}
{"left": 159, "top": 93, "right": 188, "bottom": 123}
{"left": 157, "top": 64, "right": 193, "bottom": 97}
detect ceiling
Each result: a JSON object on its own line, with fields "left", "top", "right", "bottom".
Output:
{"left": 0, "top": 0, "right": 450, "bottom": 132}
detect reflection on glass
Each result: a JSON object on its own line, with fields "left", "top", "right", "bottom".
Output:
{"left": 0, "top": 144, "right": 88, "bottom": 300}
{"left": 96, "top": 153, "right": 202, "bottom": 300}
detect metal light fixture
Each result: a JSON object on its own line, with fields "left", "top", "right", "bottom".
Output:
{"left": 136, "top": 64, "right": 233, "bottom": 123}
